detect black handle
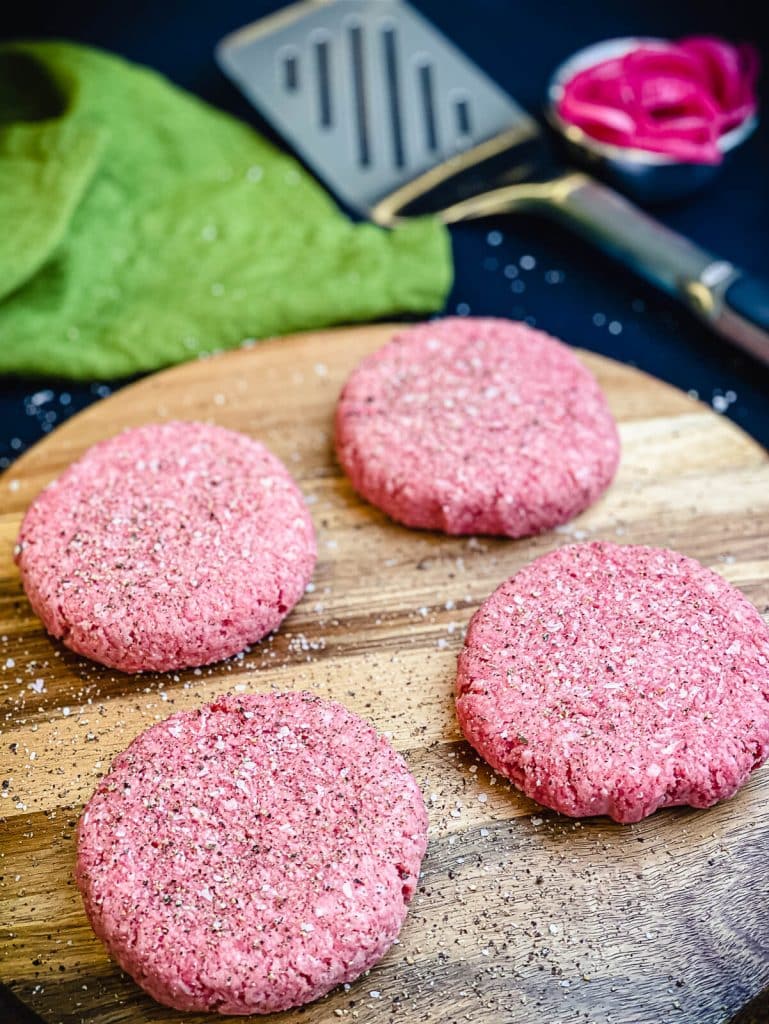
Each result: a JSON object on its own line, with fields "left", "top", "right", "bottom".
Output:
{"left": 710, "top": 272, "right": 769, "bottom": 367}
{"left": 724, "top": 274, "right": 769, "bottom": 333}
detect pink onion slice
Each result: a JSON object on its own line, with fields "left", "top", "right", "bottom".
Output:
{"left": 557, "top": 36, "right": 759, "bottom": 164}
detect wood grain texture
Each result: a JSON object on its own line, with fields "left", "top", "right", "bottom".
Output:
{"left": 1, "top": 324, "right": 768, "bottom": 1024}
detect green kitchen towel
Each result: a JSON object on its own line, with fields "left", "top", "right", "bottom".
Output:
{"left": 0, "top": 41, "right": 452, "bottom": 379}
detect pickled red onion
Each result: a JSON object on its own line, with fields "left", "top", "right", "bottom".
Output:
{"left": 557, "top": 36, "right": 759, "bottom": 163}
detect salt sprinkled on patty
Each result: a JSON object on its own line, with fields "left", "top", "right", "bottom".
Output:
{"left": 335, "top": 317, "right": 619, "bottom": 536}
{"left": 456, "top": 542, "right": 769, "bottom": 823}
{"left": 75, "top": 692, "right": 428, "bottom": 1014}
{"left": 15, "top": 421, "right": 316, "bottom": 672}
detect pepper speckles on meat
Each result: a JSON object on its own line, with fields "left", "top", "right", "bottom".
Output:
{"left": 75, "top": 692, "right": 428, "bottom": 1014}
{"left": 456, "top": 542, "right": 769, "bottom": 823}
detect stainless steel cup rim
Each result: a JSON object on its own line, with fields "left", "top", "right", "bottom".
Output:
{"left": 546, "top": 36, "right": 758, "bottom": 168}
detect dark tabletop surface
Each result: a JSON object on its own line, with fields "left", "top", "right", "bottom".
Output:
{"left": 1, "top": 0, "right": 769, "bottom": 469}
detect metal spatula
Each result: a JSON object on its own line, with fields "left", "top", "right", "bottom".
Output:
{"left": 217, "top": 0, "right": 769, "bottom": 365}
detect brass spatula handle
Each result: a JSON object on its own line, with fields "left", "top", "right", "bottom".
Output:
{"left": 439, "top": 172, "right": 769, "bottom": 368}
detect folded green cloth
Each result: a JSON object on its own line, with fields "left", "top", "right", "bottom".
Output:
{"left": 0, "top": 41, "right": 452, "bottom": 379}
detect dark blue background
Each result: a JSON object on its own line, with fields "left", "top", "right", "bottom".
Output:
{"left": 2, "top": 0, "right": 768, "bottom": 469}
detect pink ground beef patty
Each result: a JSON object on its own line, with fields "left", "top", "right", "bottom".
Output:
{"left": 15, "top": 421, "right": 316, "bottom": 672}
{"left": 335, "top": 317, "right": 620, "bottom": 537}
{"left": 456, "top": 542, "right": 769, "bottom": 823}
{"left": 75, "top": 692, "right": 428, "bottom": 1014}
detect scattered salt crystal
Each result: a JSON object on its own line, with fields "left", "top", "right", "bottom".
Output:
{"left": 531, "top": 816, "right": 543, "bottom": 826}
{"left": 30, "top": 389, "right": 54, "bottom": 406}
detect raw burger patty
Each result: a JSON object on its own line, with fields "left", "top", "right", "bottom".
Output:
{"left": 334, "top": 317, "right": 619, "bottom": 536}
{"left": 75, "top": 692, "right": 428, "bottom": 1015}
{"left": 456, "top": 542, "right": 769, "bottom": 823}
{"left": 15, "top": 421, "right": 315, "bottom": 672}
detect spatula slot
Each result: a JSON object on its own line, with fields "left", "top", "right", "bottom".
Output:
{"left": 382, "top": 26, "right": 406, "bottom": 169}
{"left": 313, "top": 35, "right": 333, "bottom": 129}
{"left": 454, "top": 94, "right": 472, "bottom": 138}
{"left": 348, "top": 22, "right": 371, "bottom": 168}
{"left": 281, "top": 48, "right": 300, "bottom": 92}
{"left": 417, "top": 61, "right": 439, "bottom": 153}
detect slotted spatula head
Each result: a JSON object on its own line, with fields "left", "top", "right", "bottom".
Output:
{"left": 216, "top": 0, "right": 543, "bottom": 220}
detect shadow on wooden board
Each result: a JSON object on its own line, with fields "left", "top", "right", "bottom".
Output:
{"left": 0, "top": 983, "right": 46, "bottom": 1023}
{"left": 730, "top": 988, "right": 769, "bottom": 1024}
{"left": 2, "top": 980, "right": 769, "bottom": 1023}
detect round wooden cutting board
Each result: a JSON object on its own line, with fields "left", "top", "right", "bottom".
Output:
{"left": 1, "top": 324, "right": 769, "bottom": 1024}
